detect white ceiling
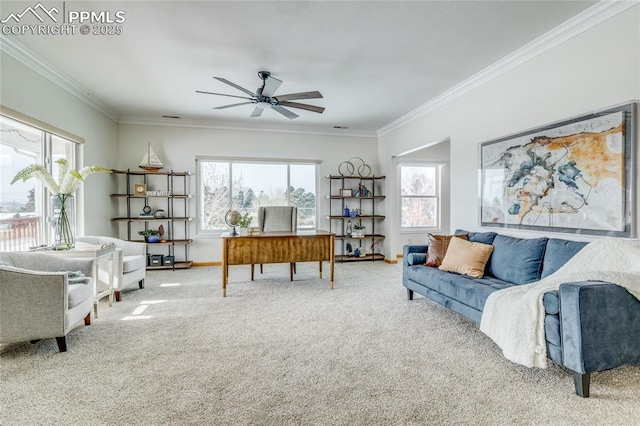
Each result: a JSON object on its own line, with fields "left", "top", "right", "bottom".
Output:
{"left": 2, "top": 1, "right": 599, "bottom": 135}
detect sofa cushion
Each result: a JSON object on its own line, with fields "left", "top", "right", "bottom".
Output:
{"left": 407, "top": 265, "right": 513, "bottom": 311}
{"left": 123, "top": 255, "right": 146, "bottom": 274}
{"left": 68, "top": 278, "right": 92, "bottom": 308}
{"left": 487, "top": 235, "right": 548, "bottom": 285}
{"left": 407, "top": 253, "right": 427, "bottom": 266}
{"left": 439, "top": 238, "right": 494, "bottom": 278}
{"left": 425, "top": 233, "right": 469, "bottom": 267}
{"left": 545, "top": 314, "right": 562, "bottom": 347}
{"left": 541, "top": 238, "right": 587, "bottom": 278}
{"left": 456, "top": 229, "right": 498, "bottom": 245}
{"left": 543, "top": 291, "right": 560, "bottom": 315}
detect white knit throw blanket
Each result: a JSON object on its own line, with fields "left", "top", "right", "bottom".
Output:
{"left": 479, "top": 237, "right": 640, "bottom": 369}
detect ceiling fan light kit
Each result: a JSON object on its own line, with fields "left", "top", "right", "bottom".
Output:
{"left": 197, "top": 71, "right": 324, "bottom": 119}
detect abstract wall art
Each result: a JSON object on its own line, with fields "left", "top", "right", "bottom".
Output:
{"left": 480, "top": 102, "right": 636, "bottom": 237}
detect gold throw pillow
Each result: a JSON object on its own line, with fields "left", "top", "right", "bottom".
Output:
{"left": 438, "top": 237, "right": 494, "bottom": 278}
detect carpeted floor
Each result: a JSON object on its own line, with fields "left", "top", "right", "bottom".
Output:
{"left": 1, "top": 262, "right": 639, "bottom": 425}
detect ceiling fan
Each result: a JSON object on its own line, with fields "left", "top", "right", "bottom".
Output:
{"left": 196, "top": 71, "right": 324, "bottom": 119}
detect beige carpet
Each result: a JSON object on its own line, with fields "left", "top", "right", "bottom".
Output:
{"left": 1, "top": 262, "right": 639, "bottom": 425}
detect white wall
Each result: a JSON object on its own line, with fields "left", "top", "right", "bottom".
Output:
{"left": 117, "top": 124, "right": 377, "bottom": 262}
{"left": 379, "top": 5, "right": 640, "bottom": 258}
{"left": 0, "top": 51, "right": 119, "bottom": 236}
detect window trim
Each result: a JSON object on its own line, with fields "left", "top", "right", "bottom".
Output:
{"left": 195, "top": 156, "right": 320, "bottom": 237}
{"left": 1, "top": 105, "right": 84, "bottom": 144}
{"left": 398, "top": 161, "right": 443, "bottom": 232}
{"left": 1, "top": 110, "right": 80, "bottom": 250}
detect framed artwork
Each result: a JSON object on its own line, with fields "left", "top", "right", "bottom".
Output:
{"left": 479, "top": 102, "right": 636, "bottom": 237}
{"left": 134, "top": 183, "right": 147, "bottom": 196}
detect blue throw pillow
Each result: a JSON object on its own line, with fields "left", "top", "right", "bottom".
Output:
{"left": 455, "top": 229, "right": 498, "bottom": 245}
{"left": 540, "top": 238, "right": 587, "bottom": 278}
{"left": 487, "top": 235, "right": 548, "bottom": 284}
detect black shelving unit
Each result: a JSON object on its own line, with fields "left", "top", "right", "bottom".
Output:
{"left": 111, "top": 169, "right": 193, "bottom": 270}
{"left": 326, "top": 174, "right": 385, "bottom": 262}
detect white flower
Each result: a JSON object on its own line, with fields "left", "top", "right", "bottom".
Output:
{"left": 11, "top": 159, "right": 111, "bottom": 195}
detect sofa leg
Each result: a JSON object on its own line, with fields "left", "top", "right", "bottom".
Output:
{"left": 139, "top": 279, "right": 145, "bottom": 289}
{"left": 56, "top": 336, "right": 67, "bottom": 352}
{"left": 573, "top": 372, "right": 590, "bottom": 397}
{"left": 407, "top": 288, "right": 414, "bottom": 300}
{"left": 84, "top": 313, "right": 91, "bottom": 325}
{"left": 114, "top": 291, "right": 122, "bottom": 302}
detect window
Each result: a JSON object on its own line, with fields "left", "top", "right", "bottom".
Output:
{"left": 197, "top": 158, "right": 318, "bottom": 233}
{"left": 0, "top": 114, "right": 77, "bottom": 251}
{"left": 400, "top": 164, "right": 441, "bottom": 229}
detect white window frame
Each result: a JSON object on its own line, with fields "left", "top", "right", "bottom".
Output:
{"left": 1, "top": 107, "right": 82, "bottom": 250}
{"left": 196, "top": 156, "right": 320, "bottom": 236}
{"left": 398, "top": 162, "right": 443, "bottom": 232}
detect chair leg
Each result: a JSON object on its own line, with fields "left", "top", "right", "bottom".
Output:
{"left": 84, "top": 313, "right": 91, "bottom": 325}
{"left": 56, "top": 336, "right": 67, "bottom": 352}
{"left": 139, "top": 279, "right": 145, "bottom": 289}
{"left": 115, "top": 291, "right": 122, "bottom": 302}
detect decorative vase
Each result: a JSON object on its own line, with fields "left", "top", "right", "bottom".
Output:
{"left": 52, "top": 194, "right": 75, "bottom": 250}
{"left": 238, "top": 227, "right": 249, "bottom": 236}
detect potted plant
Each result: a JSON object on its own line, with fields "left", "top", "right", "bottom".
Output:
{"left": 138, "top": 229, "right": 159, "bottom": 242}
{"left": 236, "top": 213, "right": 252, "bottom": 236}
{"left": 353, "top": 223, "right": 366, "bottom": 237}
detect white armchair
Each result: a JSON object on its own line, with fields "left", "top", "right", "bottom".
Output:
{"left": 0, "top": 252, "right": 94, "bottom": 352}
{"left": 76, "top": 236, "right": 146, "bottom": 301}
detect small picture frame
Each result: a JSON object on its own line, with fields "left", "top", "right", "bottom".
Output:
{"left": 340, "top": 188, "right": 353, "bottom": 197}
{"left": 134, "top": 183, "right": 147, "bottom": 196}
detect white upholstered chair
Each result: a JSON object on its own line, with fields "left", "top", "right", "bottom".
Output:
{"left": 253, "top": 206, "right": 298, "bottom": 280}
{"left": 76, "top": 236, "right": 146, "bottom": 301}
{"left": 0, "top": 252, "right": 94, "bottom": 352}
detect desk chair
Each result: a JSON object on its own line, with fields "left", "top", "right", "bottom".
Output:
{"left": 253, "top": 206, "right": 297, "bottom": 280}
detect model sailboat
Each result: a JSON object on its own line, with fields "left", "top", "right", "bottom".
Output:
{"left": 139, "top": 142, "right": 164, "bottom": 172}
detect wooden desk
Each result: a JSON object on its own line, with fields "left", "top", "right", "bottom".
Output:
{"left": 221, "top": 231, "right": 335, "bottom": 297}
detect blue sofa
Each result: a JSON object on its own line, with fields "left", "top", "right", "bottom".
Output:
{"left": 402, "top": 230, "right": 640, "bottom": 397}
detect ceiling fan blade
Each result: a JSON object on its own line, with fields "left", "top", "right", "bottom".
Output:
{"left": 272, "top": 105, "right": 299, "bottom": 119}
{"left": 250, "top": 107, "right": 264, "bottom": 117}
{"left": 196, "top": 90, "right": 253, "bottom": 100}
{"left": 213, "top": 77, "right": 256, "bottom": 97}
{"left": 278, "top": 101, "right": 325, "bottom": 114}
{"left": 213, "top": 102, "right": 254, "bottom": 110}
{"left": 274, "top": 91, "right": 323, "bottom": 102}
{"left": 262, "top": 75, "right": 283, "bottom": 97}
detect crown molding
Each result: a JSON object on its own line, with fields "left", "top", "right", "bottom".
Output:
{"left": 0, "top": 35, "right": 120, "bottom": 122}
{"left": 377, "top": 1, "right": 638, "bottom": 137}
{"left": 118, "top": 116, "right": 377, "bottom": 138}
